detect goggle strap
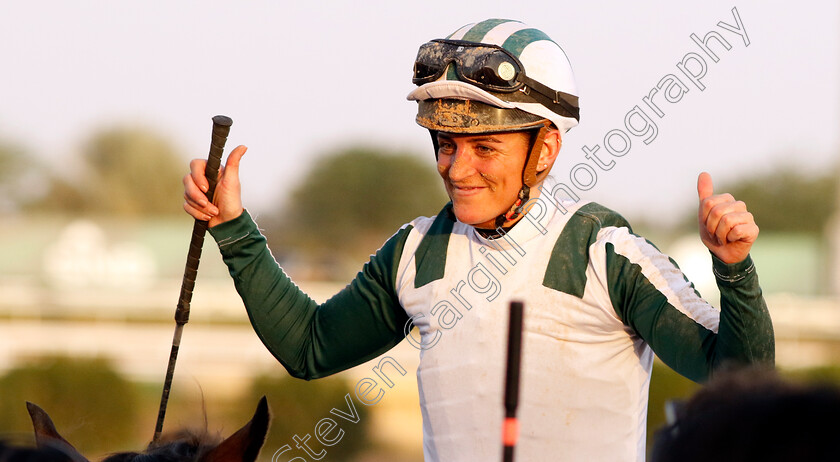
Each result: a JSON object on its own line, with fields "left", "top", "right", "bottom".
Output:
{"left": 517, "top": 74, "right": 580, "bottom": 121}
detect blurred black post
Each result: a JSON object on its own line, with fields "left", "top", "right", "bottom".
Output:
{"left": 503, "top": 301, "right": 524, "bottom": 462}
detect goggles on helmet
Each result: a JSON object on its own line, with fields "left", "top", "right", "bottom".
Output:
{"left": 412, "top": 39, "right": 580, "bottom": 121}
{"left": 413, "top": 39, "right": 525, "bottom": 91}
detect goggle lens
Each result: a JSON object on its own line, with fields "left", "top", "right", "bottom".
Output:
{"left": 412, "top": 40, "right": 524, "bottom": 92}
{"left": 413, "top": 61, "right": 442, "bottom": 81}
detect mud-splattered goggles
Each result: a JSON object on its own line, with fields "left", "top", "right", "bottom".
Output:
{"left": 413, "top": 39, "right": 527, "bottom": 91}
{"left": 412, "top": 39, "right": 579, "bottom": 120}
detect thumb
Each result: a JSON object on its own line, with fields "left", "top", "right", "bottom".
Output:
{"left": 223, "top": 145, "right": 248, "bottom": 177}
{"left": 697, "top": 171, "right": 714, "bottom": 202}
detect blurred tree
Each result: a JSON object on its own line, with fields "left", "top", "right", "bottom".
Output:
{"left": 30, "top": 126, "right": 187, "bottom": 217}
{"left": 80, "top": 127, "right": 187, "bottom": 216}
{"left": 0, "top": 356, "right": 139, "bottom": 453}
{"left": 676, "top": 165, "right": 838, "bottom": 235}
{"left": 266, "top": 146, "right": 447, "bottom": 279}
{"left": 0, "top": 139, "right": 49, "bottom": 214}
{"left": 232, "top": 372, "right": 372, "bottom": 460}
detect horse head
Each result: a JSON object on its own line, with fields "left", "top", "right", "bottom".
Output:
{"left": 25, "top": 397, "right": 270, "bottom": 462}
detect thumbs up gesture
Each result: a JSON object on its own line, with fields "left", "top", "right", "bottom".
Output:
{"left": 697, "top": 172, "right": 759, "bottom": 264}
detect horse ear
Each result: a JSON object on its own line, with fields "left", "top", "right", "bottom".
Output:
{"left": 202, "top": 396, "right": 270, "bottom": 462}
{"left": 26, "top": 402, "right": 90, "bottom": 462}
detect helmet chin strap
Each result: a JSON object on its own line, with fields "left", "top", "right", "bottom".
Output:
{"left": 493, "top": 121, "right": 551, "bottom": 230}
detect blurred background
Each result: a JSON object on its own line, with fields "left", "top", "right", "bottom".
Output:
{"left": 1, "top": 1, "right": 838, "bottom": 460}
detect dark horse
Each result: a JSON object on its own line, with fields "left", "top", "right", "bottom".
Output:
{"left": 0, "top": 398, "right": 269, "bottom": 462}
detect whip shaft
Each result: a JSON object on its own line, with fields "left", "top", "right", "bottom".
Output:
{"left": 153, "top": 115, "right": 233, "bottom": 442}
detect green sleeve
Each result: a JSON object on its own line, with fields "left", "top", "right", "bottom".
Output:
{"left": 708, "top": 253, "right": 775, "bottom": 369}
{"left": 209, "top": 210, "right": 412, "bottom": 380}
{"left": 607, "top": 245, "right": 774, "bottom": 383}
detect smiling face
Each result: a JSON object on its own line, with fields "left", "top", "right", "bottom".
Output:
{"left": 436, "top": 130, "right": 531, "bottom": 229}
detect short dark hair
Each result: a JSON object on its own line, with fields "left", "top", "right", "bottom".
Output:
{"left": 651, "top": 367, "right": 840, "bottom": 462}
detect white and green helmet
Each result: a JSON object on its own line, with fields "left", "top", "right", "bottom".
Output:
{"left": 407, "top": 19, "right": 580, "bottom": 134}
{"left": 408, "top": 19, "right": 581, "bottom": 227}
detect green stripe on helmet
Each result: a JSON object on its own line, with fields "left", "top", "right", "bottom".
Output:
{"left": 502, "top": 28, "right": 556, "bottom": 58}
{"left": 445, "top": 64, "right": 458, "bottom": 81}
{"left": 461, "top": 18, "right": 517, "bottom": 42}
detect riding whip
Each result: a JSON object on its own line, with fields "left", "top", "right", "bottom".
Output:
{"left": 153, "top": 115, "right": 232, "bottom": 442}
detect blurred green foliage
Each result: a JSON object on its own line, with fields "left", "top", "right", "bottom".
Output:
{"left": 0, "top": 127, "right": 187, "bottom": 218}
{"left": 726, "top": 167, "right": 837, "bottom": 234}
{"left": 0, "top": 357, "right": 370, "bottom": 460}
{"left": 0, "top": 356, "right": 139, "bottom": 453}
{"left": 232, "top": 372, "right": 371, "bottom": 461}
{"left": 0, "top": 140, "right": 48, "bottom": 214}
{"left": 35, "top": 127, "right": 187, "bottom": 217}
{"left": 266, "top": 146, "right": 447, "bottom": 279}
{"left": 677, "top": 165, "right": 838, "bottom": 235}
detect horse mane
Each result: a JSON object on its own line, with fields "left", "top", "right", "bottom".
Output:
{"left": 102, "top": 430, "right": 221, "bottom": 462}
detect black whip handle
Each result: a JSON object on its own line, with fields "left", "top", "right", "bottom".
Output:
{"left": 174, "top": 115, "right": 232, "bottom": 324}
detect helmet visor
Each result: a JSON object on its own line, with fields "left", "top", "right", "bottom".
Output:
{"left": 416, "top": 98, "right": 547, "bottom": 133}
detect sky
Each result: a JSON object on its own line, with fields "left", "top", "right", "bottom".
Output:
{"left": 1, "top": 1, "right": 838, "bottom": 226}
